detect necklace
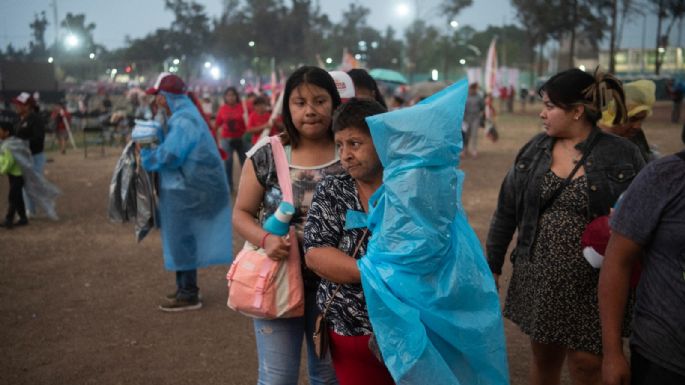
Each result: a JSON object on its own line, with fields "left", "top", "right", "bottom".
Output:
{"left": 558, "top": 140, "right": 581, "bottom": 164}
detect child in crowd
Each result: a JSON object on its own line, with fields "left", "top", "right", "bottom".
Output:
{"left": 246, "top": 96, "right": 280, "bottom": 145}
{"left": 0, "top": 111, "right": 28, "bottom": 229}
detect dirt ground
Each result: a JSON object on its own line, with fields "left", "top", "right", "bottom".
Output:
{"left": 1, "top": 101, "right": 683, "bottom": 385}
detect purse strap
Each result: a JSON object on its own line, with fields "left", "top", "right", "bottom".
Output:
{"left": 540, "top": 131, "right": 599, "bottom": 214}
{"left": 320, "top": 228, "right": 369, "bottom": 318}
{"left": 269, "top": 136, "right": 293, "bottom": 204}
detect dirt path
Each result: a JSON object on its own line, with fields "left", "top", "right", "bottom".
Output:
{"left": 1, "top": 102, "right": 682, "bottom": 385}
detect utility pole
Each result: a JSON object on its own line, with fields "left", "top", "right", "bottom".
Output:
{"left": 655, "top": 0, "right": 664, "bottom": 75}
{"left": 641, "top": 13, "right": 646, "bottom": 74}
{"left": 609, "top": 0, "right": 618, "bottom": 73}
{"left": 50, "top": 0, "right": 59, "bottom": 46}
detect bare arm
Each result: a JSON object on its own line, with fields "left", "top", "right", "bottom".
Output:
{"left": 599, "top": 231, "right": 642, "bottom": 385}
{"left": 305, "top": 247, "right": 361, "bottom": 284}
{"left": 246, "top": 121, "right": 271, "bottom": 134}
{"left": 232, "top": 158, "right": 290, "bottom": 260}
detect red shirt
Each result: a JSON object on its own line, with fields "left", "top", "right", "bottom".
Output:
{"left": 248, "top": 111, "right": 280, "bottom": 145}
{"left": 215, "top": 103, "right": 246, "bottom": 139}
{"left": 51, "top": 109, "right": 71, "bottom": 132}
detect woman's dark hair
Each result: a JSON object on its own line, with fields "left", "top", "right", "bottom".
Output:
{"left": 347, "top": 68, "right": 388, "bottom": 108}
{"left": 223, "top": 87, "right": 241, "bottom": 103}
{"left": 538, "top": 68, "right": 627, "bottom": 126}
{"left": 281, "top": 66, "right": 341, "bottom": 148}
{"left": 332, "top": 98, "right": 387, "bottom": 135}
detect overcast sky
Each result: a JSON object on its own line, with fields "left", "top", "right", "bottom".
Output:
{"left": 0, "top": 0, "right": 682, "bottom": 51}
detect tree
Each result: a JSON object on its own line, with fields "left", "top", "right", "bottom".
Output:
{"left": 440, "top": 0, "right": 474, "bottom": 18}
{"left": 59, "top": 13, "right": 97, "bottom": 54}
{"left": 164, "top": 0, "right": 212, "bottom": 76}
{"left": 367, "top": 27, "right": 403, "bottom": 70}
{"left": 0, "top": 44, "right": 27, "bottom": 61}
{"left": 469, "top": 25, "right": 535, "bottom": 69}
{"left": 29, "top": 11, "right": 49, "bottom": 58}
{"left": 330, "top": 3, "right": 373, "bottom": 58}
{"left": 616, "top": 0, "right": 642, "bottom": 48}
{"left": 404, "top": 20, "right": 442, "bottom": 80}
{"left": 650, "top": 0, "right": 685, "bottom": 74}
{"left": 511, "top": 0, "right": 554, "bottom": 75}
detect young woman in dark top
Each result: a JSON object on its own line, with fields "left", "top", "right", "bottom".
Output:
{"left": 486, "top": 69, "right": 645, "bottom": 385}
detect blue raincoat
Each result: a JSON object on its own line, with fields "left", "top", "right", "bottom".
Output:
{"left": 140, "top": 91, "right": 232, "bottom": 271}
{"left": 358, "top": 79, "right": 510, "bottom": 384}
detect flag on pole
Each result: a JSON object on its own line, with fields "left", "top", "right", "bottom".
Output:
{"left": 484, "top": 37, "right": 498, "bottom": 126}
{"left": 484, "top": 37, "right": 498, "bottom": 95}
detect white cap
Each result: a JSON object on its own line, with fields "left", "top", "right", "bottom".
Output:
{"left": 329, "top": 71, "right": 355, "bottom": 99}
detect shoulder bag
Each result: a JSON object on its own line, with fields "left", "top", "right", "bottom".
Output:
{"left": 226, "top": 136, "right": 305, "bottom": 319}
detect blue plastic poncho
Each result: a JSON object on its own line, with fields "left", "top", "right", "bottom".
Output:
{"left": 140, "top": 91, "right": 232, "bottom": 271}
{"left": 359, "top": 79, "right": 510, "bottom": 384}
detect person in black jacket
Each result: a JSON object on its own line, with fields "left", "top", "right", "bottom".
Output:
{"left": 12, "top": 92, "right": 46, "bottom": 217}
{"left": 486, "top": 69, "right": 645, "bottom": 385}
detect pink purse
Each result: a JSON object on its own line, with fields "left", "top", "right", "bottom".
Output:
{"left": 226, "top": 136, "right": 305, "bottom": 319}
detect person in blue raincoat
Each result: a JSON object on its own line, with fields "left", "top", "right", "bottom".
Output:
{"left": 358, "top": 79, "right": 510, "bottom": 385}
{"left": 142, "top": 73, "right": 232, "bottom": 312}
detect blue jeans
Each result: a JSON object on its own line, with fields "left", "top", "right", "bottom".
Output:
{"left": 253, "top": 293, "right": 338, "bottom": 385}
{"left": 23, "top": 151, "right": 45, "bottom": 214}
{"left": 175, "top": 270, "right": 199, "bottom": 301}
{"left": 220, "top": 137, "right": 247, "bottom": 192}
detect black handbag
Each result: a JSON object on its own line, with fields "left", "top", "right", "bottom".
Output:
{"left": 313, "top": 229, "right": 369, "bottom": 360}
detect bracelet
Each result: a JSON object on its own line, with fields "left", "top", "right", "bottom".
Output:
{"left": 259, "top": 232, "right": 270, "bottom": 249}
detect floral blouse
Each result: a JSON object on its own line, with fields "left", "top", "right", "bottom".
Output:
{"left": 304, "top": 173, "right": 373, "bottom": 336}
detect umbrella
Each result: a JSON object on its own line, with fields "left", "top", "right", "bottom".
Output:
{"left": 408, "top": 81, "right": 448, "bottom": 99}
{"left": 369, "top": 68, "right": 409, "bottom": 85}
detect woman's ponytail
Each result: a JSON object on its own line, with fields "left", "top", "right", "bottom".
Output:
{"left": 583, "top": 69, "right": 627, "bottom": 126}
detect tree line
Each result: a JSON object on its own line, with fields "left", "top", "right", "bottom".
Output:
{"left": 1, "top": 0, "right": 682, "bottom": 82}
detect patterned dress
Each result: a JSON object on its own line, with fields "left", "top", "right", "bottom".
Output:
{"left": 504, "top": 170, "right": 606, "bottom": 354}
{"left": 304, "top": 174, "right": 373, "bottom": 336}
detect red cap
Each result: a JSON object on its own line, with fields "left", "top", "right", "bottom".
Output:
{"left": 11, "top": 92, "right": 35, "bottom": 107}
{"left": 146, "top": 72, "right": 187, "bottom": 95}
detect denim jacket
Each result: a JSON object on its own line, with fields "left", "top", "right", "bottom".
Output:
{"left": 486, "top": 128, "right": 645, "bottom": 274}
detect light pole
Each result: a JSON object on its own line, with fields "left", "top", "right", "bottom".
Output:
{"left": 443, "top": 20, "right": 459, "bottom": 82}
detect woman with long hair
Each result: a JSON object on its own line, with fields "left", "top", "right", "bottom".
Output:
{"left": 232, "top": 66, "right": 342, "bottom": 385}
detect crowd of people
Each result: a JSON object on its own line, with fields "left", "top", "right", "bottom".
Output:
{"left": 2, "top": 64, "right": 684, "bottom": 385}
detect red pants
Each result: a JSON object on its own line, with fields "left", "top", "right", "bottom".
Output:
{"left": 329, "top": 329, "right": 395, "bottom": 385}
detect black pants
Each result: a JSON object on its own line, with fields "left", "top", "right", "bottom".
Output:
{"left": 6, "top": 174, "right": 26, "bottom": 223}
{"left": 631, "top": 349, "right": 685, "bottom": 385}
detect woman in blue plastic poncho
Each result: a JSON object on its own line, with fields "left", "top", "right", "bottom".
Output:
{"left": 304, "top": 99, "right": 394, "bottom": 385}
{"left": 141, "top": 73, "right": 232, "bottom": 312}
